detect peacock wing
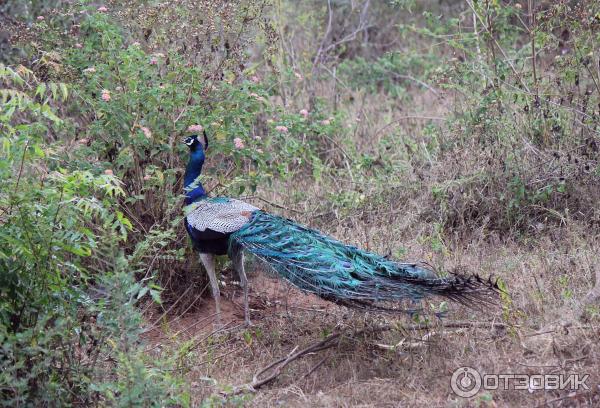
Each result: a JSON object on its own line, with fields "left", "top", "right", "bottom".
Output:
{"left": 185, "top": 197, "right": 260, "bottom": 234}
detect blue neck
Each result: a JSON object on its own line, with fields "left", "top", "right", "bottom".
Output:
{"left": 184, "top": 149, "right": 206, "bottom": 204}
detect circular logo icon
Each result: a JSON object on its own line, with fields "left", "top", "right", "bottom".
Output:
{"left": 451, "top": 366, "right": 482, "bottom": 398}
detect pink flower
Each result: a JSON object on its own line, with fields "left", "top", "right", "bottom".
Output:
{"left": 79, "top": 138, "right": 89, "bottom": 145}
{"left": 150, "top": 53, "right": 165, "bottom": 64}
{"left": 75, "top": 43, "right": 83, "bottom": 49}
{"left": 140, "top": 126, "right": 152, "bottom": 138}
{"left": 37, "top": 16, "right": 45, "bottom": 21}
{"left": 299, "top": 109, "right": 309, "bottom": 118}
{"left": 250, "top": 75, "right": 260, "bottom": 83}
{"left": 321, "top": 119, "right": 330, "bottom": 126}
{"left": 187, "top": 124, "right": 203, "bottom": 133}
{"left": 97, "top": 6, "right": 108, "bottom": 12}
{"left": 143, "top": 174, "right": 151, "bottom": 181}
{"left": 101, "top": 89, "right": 111, "bottom": 101}
{"left": 104, "top": 169, "right": 113, "bottom": 175}
{"left": 275, "top": 125, "right": 288, "bottom": 133}
{"left": 249, "top": 92, "right": 259, "bottom": 98}
{"left": 233, "top": 137, "right": 245, "bottom": 149}
{"left": 294, "top": 71, "right": 302, "bottom": 80}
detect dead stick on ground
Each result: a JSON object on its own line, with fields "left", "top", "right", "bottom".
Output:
{"left": 224, "top": 320, "right": 512, "bottom": 395}
{"left": 298, "top": 355, "right": 330, "bottom": 382}
{"left": 224, "top": 331, "right": 342, "bottom": 395}
{"left": 399, "top": 320, "right": 514, "bottom": 331}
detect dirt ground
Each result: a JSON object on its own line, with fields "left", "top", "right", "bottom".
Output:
{"left": 143, "top": 230, "right": 600, "bottom": 407}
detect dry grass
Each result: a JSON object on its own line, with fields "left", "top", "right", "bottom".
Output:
{"left": 142, "top": 217, "right": 600, "bottom": 407}
{"left": 141, "top": 2, "right": 600, "bottom": 405}
{"left": 143, "top": 60, "right": 600, "bottom": 408}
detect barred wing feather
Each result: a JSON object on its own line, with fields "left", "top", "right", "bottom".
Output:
{"left": 186, "top": 197, "right": 260, "bottom": 234}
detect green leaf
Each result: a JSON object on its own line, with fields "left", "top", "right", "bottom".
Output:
{"left": 49, "top": 82, "right": 58, "bottom": 100}
{"left": 35, "top": 83, "right": 46, "bottom": 98}
{"left": 150, "top": 289, "right": 162, "bottom": 304}
{"left": 137, "top": 286, "right": 149, "bottom": 300}
{"left": 59, "top": 83, "right": 68, "bottom": 101}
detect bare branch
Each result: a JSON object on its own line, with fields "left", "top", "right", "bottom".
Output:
{"left": 223, "top": 320, "right": 514, "bottom": 395}
{"left": 312, "top": 0, "right": 334, "bottom": 72}
{"left": 312, "top": 0, "right": 372, "bottom": 72}
{"left": 465, "top": 0, "right": 531, "bottom": 93}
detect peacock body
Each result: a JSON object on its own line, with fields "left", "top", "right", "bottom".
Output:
{"left": 182, "top": 133, "right": 498, "bottom": 325}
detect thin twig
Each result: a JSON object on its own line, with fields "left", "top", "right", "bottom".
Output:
{"left": 535, "top": 391, "right": 594, "bottom": 408}
{"left": 313, "top": 0, "right": 372, "bottom": 72}
{"left": 320, "top": 0, "right": 371, "bottom": 57}
{"left": 187, "top": 321, "right": 243, "bottom": 354}
{"left": 399, "top": 320, "right": 513, "bottom": 331}
{"left": 225, "top": 331, "right": 343, "bottom": 394}
{"left": 528, "top": 0, "right": 538, "bottom": 91}
{"left": 141, "top": 283, "right": 196, "bottom": 334}
{"left": 298, "top": 355, "right": 329, "bottom": 382}
{"left": 250, "top": 196, "right": 303, "bottom": 214}
{"left": 465, "top": 0, "right": 530, "bottom": 93}
{"left": 387, "top": 71, "right": 439, "bottom": 96}
{"left": 373, "top": 115, "right": 446, "bottom": 138}
{"left": 312, "top": 0, "right": 334, "bottom": 72}
{"left": 224, "top": 320, "right": 510, "bottom": 395}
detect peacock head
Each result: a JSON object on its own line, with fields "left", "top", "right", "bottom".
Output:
{"left": 182, "top": 131, "right": 209, "bottom": 153}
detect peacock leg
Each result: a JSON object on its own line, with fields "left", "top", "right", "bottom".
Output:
{"left": 199, "top": 253, "right": 221, "bottom": 327}
{"left": 232, "top": 248, "right": 251, "bottom": 326}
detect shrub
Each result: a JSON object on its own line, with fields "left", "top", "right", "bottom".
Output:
{"left": 0, "top": 64, "right": 185, "bottom": 406}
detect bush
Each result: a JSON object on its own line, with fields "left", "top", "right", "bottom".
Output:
{"left": 0, "top": 63, "right": 184, "bottom": 406}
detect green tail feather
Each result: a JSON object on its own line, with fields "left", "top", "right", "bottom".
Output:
{"left": 231, "top": 211, "right": 499, "bottom": 311}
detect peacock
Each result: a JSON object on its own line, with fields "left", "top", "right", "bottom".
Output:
{"left": 182, "top": 133, "right": 499, "bottom": 326}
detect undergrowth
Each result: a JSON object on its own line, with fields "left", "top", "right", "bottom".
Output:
{"left": 1, "top": 0, "right": 599, "bottom": 406}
